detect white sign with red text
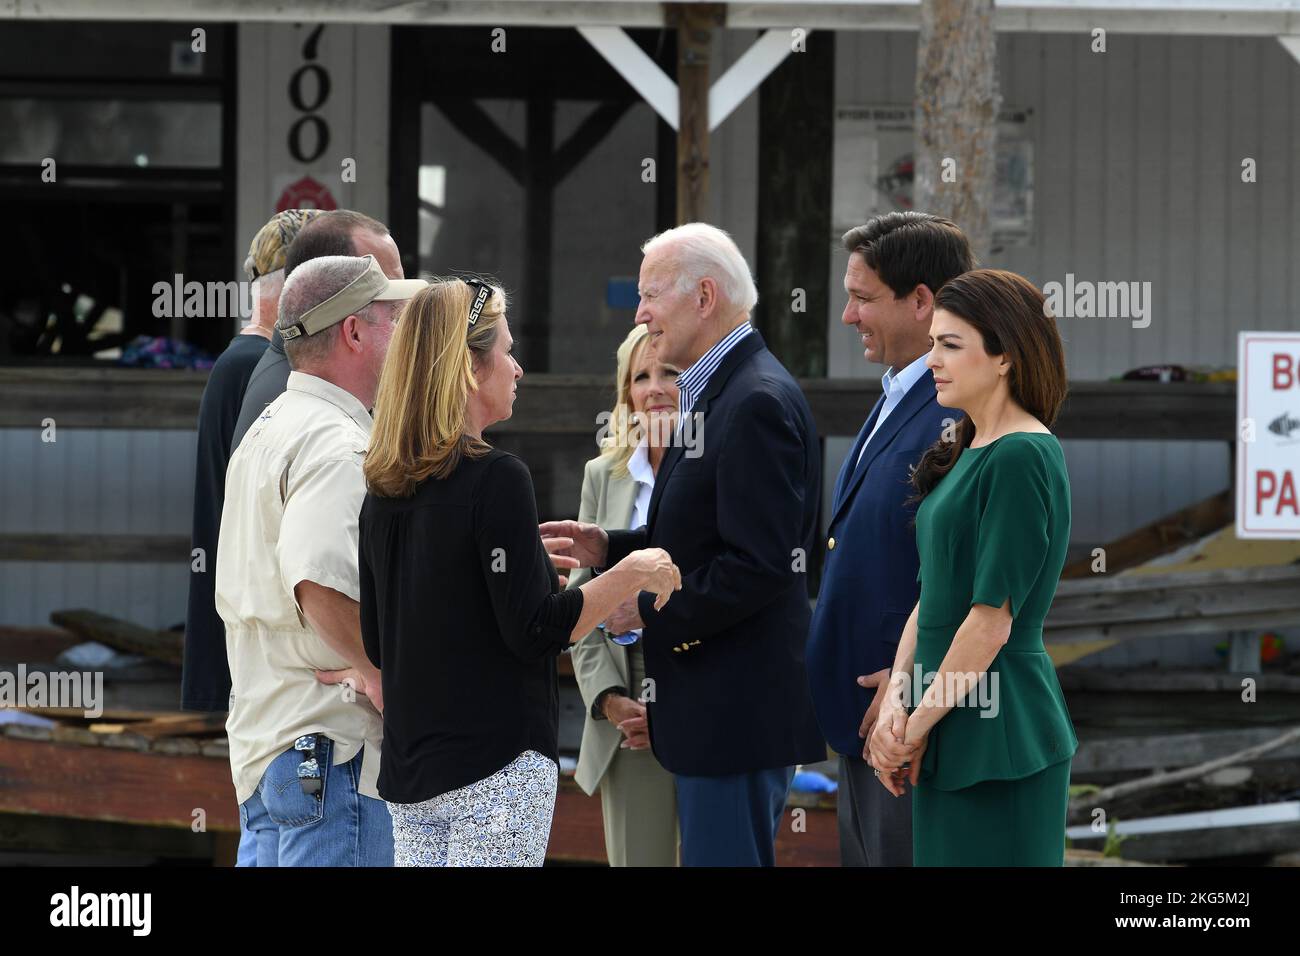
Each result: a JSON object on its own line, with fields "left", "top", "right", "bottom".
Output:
{"left": 1237, "top": 332, "right": 1300, "bottom": 538}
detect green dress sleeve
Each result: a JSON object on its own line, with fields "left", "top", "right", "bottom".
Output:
{"left": 969, "top": 438, "right": 1052, "bottom": 618}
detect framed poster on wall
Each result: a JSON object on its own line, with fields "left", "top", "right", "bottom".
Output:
{"left": 832, "top": 105, "right": 1034, "bottom": 247}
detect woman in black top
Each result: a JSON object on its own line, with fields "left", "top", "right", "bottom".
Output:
{"left": 360, "top": 278, "right": 680, "bottom": 867}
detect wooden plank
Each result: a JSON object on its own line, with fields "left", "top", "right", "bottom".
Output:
{"left": 1050, "top": 565, "right": 1300, "bottom": 624}
{"left": 48, "top": 609, "right": 183, "bottom": 666}
{"left": 0, "top": 533, "right": 190, "bottom": 563}
{"left": 0, "top": 366, "right": 207, "bottom": 430}
{"left": 120, "top": 713, "right": 228, "bottom": 740}
{"left": 670, "top": 4, "right": 721, "bottom": 224}
{"left": 0, "top": 367, "right": 1239, "bottom": 440}
{"left": 1073, "top": 727, "right": 1300, "bottom": 776}
{"left": 0, "top": 726, "right": 835, "bottom": 863}
{"left": 1071, "top": 821, "right": 1300, "bottom": 864}
{"left": 1051, "top": 380, "right": 1236, "bottom": 442}
{"left": 1060, "top": 490, "right": 1232, "bottom": 578}
{"left": 76, "top": 714, "right": 212, "bottom": 737}
{"left": 1053, "top": 562, "right": 1300, "bottom": 596}
{"left": 0, "top": 734, "right": 238, "bottom": 830}
{"left": 1057, "top": 669, "right": 1300, "bottom": 694}
{"left": 1048, "top": 609, "right": 1300, "bottom": 646}
{"left": 0, "top": 738, "right": 838, "bottom": 864}
{"left": 1046, "top": 564, "right": 1300, "bottom": 644}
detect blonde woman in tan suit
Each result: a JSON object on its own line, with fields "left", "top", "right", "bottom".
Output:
{"left": 569, "top": 324, "right": 681, "bottom": 866}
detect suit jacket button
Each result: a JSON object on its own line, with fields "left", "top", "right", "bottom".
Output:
{"left": 827, "top": 537, "right": 836, "bottom": 550}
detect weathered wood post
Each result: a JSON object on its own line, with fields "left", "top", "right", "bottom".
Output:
{"left": 672, "top": 4, "right": 723, "bottom": 224}
{"left": 914, "top": 0, "right": 1000, "bottom": 260}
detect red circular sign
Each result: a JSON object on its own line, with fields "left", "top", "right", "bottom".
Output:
{"left": 275, "top": 175, "right": 337, "bottom": 212}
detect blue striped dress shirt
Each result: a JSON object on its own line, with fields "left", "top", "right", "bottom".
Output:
{"left": 674, "top": 321, "right": 754, "bottom": 437}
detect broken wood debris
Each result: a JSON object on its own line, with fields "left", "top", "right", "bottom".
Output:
{"left": 48, "top": 609, "right": 183, "bottom": 667}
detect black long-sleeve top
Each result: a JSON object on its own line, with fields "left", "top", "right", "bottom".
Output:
{"left": 182, "top": 332, "right": 270, "bottom": 711}
{"left": 359, "top": 449, "right": 584, "bottom": 803}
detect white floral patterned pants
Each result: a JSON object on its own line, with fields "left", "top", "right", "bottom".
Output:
{"left": 388, "top": 750, "right": 558, "bottom": 867}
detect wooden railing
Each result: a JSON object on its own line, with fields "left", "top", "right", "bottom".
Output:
{"left": 0, "top": 365, "right": 1237, "bottom": 439}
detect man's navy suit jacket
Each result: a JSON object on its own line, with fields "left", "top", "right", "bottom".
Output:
{"left": 605, "top": 330, "right": 826, "bottom": 776}
{"left": 805, "top": 368, "right": 951, "bottom": 757}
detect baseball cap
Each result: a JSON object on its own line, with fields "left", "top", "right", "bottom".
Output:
{"left": 244, "top": 209, "right": 324, "bottom": 280}
{"left": 279, "top": 255, "right": 427, "bottom": 340}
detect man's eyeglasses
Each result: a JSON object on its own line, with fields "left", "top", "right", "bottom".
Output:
{"left": 464, "top": 278, "right": 491, "bottom": 327}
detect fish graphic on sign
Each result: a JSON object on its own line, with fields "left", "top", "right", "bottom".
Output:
{"left": 1267, "top": 412, "right": 1300, "bottom": 440}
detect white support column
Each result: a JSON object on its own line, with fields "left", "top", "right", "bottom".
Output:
{"left": 576, "top": 26, "right": 679, "bottom": 130}
{"left": 708, "top": 28, "right": 806, "bottom": 131}
{"left": 236, "top": 21, "right": 391, "bottom": 289}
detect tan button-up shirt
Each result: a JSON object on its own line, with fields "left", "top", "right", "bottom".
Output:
{"left": 215, "top": 371, "right": 382, "bottom": 805}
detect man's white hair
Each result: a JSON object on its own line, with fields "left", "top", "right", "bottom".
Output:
{"left": 642, "top": 222, "right": 758, "bottom": 314}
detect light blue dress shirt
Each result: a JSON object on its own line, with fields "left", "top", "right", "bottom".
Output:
{"left": 856, "top": 353, "right": 931, "bottom": 468}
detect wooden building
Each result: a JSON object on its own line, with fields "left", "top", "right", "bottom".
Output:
{"left": 3, "top": 1, "right": 1299, "bottom": 662}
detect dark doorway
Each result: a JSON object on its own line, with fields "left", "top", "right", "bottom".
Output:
{"left": 0, "top": 22, "right": 237, "bottom": 364}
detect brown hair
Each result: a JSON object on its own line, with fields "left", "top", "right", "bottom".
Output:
{"left": 841, "top": 212, "right": 975, "bottom": 299}
{"left": 910, "top": 269, "right": 1068, "bottom": 499}
{"left": 364, "top": 278, "right": 506, "bottom": 497}
{"left": 285, "top": 209, "right": 389, "bottom": 278}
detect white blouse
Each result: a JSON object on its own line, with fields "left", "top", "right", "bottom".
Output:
{"left": 622, "top": 436, "right": 655, "bottom": 643}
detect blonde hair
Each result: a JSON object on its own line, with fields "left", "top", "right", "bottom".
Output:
{"left": 599, "top": 325, "right": 654, "bottom": 480}
{"left": 364, "top": 277, "right": 506, "bottom": 497}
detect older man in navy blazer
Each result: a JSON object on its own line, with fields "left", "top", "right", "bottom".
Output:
{"left": 806, "top": 212, "right": 974, "bottom": 866}
{"left": 543, "top": 223, "right": 824, "bottom": 866}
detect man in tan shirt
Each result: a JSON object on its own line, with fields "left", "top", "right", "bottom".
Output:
{"left": 216, "top": 254, "right": 425, "bottom": 866}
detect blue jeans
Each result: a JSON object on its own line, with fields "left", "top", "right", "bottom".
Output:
{"left": 236, "top": 815, "right": 258, "bottom": 866}
{"left": 239, "top": 737, "right": 393, "bottom": 866}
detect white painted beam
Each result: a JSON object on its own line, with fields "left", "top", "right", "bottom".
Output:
{"left": 1066, "top": 800, "right": 1300, "bottom": 839}
{"left": 708, "top": 28, "right": 805, "bottom": 131}
{"left": 1279, "top": 34, "right": 1300, "bottom": 66}
{"left": 576, "top": 26, "right": 678, "bottom": 130}
{"left": 6, "top": 1, "right": 1300, "bottom": 37}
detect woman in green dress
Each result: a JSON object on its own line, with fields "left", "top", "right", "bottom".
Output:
{"left": 867, "top": 268, "right": 1076, "bottom": 866}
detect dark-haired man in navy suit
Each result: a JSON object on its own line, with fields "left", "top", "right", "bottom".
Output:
{"left": 543, "top": 223, "right": 824, "bottom": 867}
{"left": 806, "top": 212, "right": 975, "bottom": 866}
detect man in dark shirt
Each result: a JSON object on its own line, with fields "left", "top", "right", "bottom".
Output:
{"left": 181, "top": 209, "right": 321, "bottom": 713}
{"left": 230, "top": 210, "right": 407, "bottom": 450}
